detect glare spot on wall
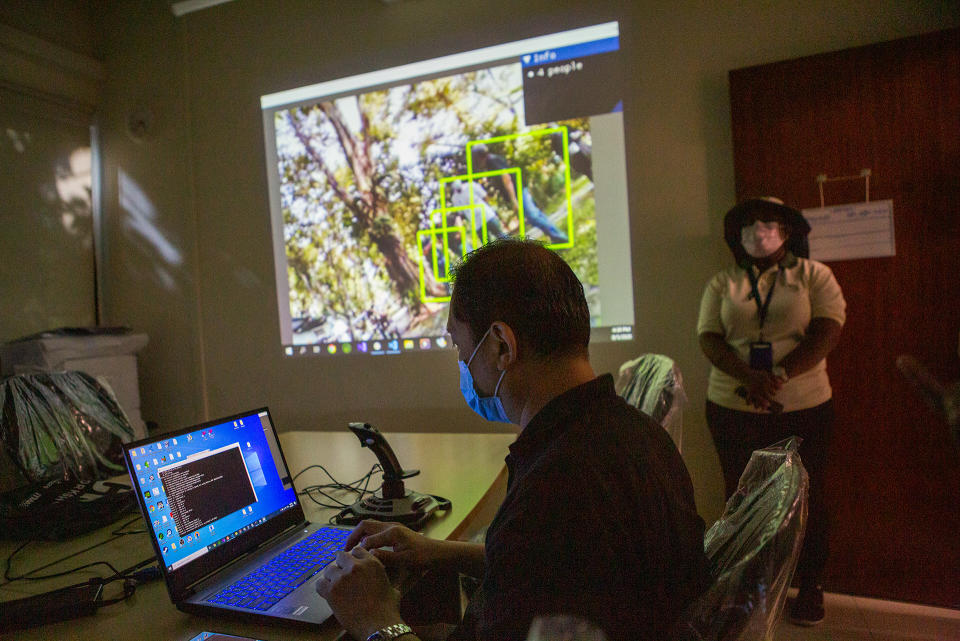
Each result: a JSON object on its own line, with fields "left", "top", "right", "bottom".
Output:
{"left": 55, "top": 147, "right": 92, "bottom": 238}
{"left": 119, "top": 169, "right": 183, "bottom": 268}
{"left": 5, "top": 128, "right": 32, "bottom": 153}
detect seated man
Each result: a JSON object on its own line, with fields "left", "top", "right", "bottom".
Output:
{"left": 317, "top": 238, "right": 711, "bottom": 641}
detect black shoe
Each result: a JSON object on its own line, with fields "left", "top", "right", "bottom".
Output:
{"left": 789, "top": 585, "right": 825, "bottom": 626}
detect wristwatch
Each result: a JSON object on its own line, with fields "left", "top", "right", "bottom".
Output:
{"left": 366, "top": 623, "right": 414, "bottom": 641}
{"left": 772, "top": 365, "right": 788, "bottom": 381}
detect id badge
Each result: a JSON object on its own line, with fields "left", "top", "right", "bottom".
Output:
{"left": 749, "top": 341, "right": 773, "bottom": 371}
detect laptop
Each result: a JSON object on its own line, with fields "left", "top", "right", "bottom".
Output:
{"left": 122, "top": 407, "right": 352, "bottom": 627}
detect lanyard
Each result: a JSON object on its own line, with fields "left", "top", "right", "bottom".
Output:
{"left": 745, "top": 265, "right": 782, "bottom": 337}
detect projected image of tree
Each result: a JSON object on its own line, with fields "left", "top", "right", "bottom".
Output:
{"left": 275, "top": 63, "right": 599, "bottom": 345}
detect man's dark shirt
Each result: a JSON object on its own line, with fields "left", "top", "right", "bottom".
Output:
{"left": 464, "top": 374, "right": 711, "bottom": 641}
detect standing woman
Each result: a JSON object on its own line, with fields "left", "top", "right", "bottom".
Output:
{"left": 697, "top": 197, "right": 846, "bottom": 626}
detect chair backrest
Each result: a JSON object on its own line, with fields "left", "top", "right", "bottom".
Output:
{"left": 672, "top": 437, "right": 808, "bottom": 641}
{"left": 615, "top": 354, "right": 685, "bottom": 452}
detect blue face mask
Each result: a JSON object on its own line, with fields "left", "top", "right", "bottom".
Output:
{"left": 459, "top": 327, "right": 510, "bottom": 423}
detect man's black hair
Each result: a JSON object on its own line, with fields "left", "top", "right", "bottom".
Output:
{"left": 450, "top": 237, "right": 590, "bottom": 360}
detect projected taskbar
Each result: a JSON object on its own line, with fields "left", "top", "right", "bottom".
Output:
{"left": 285, "top": 335, "right": 450, "bottom": 357}
{"left": 283, "top": 325, "right": 634, "bottom": 357}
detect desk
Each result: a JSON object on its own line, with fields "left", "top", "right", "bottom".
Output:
{"left": 0, "top": 431, "right": 513, "bottom": 641}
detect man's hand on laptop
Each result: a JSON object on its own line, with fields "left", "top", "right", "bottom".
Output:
{"left": 315, "top": 545, "right": 410, "bottom": 641}
{"left": 346, "top": 520, "right": 443, "bottom": 570}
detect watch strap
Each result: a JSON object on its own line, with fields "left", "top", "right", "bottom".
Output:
{"left": 366, "top": 623, "right": 413, "bottom": 641}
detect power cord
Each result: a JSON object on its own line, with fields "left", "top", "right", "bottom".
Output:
{"left": 1, "top": 515, "right": 144, "bottom": 587}
{"left": 292, "top": 463, "right": 383, "bottom": 513}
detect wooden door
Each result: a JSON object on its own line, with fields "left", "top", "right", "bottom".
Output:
{"left": 729, "top": 29, "right": 960, "bottom": 607}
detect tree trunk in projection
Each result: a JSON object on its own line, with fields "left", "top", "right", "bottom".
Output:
{"left": 729, "top": 28, "right": 960, "bottom": 608}
{"left": 317, "top": 101, "right": 445, "bottom": 301}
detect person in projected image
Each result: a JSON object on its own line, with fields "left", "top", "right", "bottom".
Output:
{"left": 470, "top": 143, "right": 569, "bottom": 244}
{"left": 550, "top": 129, "right": 593, "bottom": 182}
{"left": 316, "top": 238, "right": 711, "bottom": 641}
{"left": 698, "top": 197, "right": 846, "bottom": 627}
{"left": 448, "top": 179, "right": 506, "bottom": 251}
{"left": 419, "top": 181, "right": 507, "bottom": 289}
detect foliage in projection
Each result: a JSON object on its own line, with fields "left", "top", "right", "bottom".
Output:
{"left": 275, "top": 63, "right": 599, "bottom": 344}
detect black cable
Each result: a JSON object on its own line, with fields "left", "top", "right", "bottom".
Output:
{"left": 0, "top": 516, "right": 144, "bottom": 587}
{"left": 294, "top": 463, "right": 383, "bottom": 508}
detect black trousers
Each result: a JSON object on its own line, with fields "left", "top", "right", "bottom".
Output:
{"left": 706, "top": 398, "right": 834, "bottom": 587}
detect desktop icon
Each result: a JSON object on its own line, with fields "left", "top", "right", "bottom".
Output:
{"left": 326, "top": 343, "right": 337, "bottom": 354}
{"left": 436, "top": 335, "right": 448, "bottom": 348}
{"left": 419, "top": 338, "right": 432, "bottom": 350}
{"left": 357, "top": 341, "right": 368, "bottom": 353}
{"left": 387, "top": 339, "right": 399, "bottom": 351}
{"left": 285, "top": 346, "right": 294, "bottom": 356}
{"left": 403, "top": 339, "right": 415, "bottom": 350}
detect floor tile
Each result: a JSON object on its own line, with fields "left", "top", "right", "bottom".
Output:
{"left": 852, "top": 594, "right": 960, "bottom": 641}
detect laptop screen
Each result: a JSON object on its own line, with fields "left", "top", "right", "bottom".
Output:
{"left": 125, "top": 409, "right": 300, "bottom": 574}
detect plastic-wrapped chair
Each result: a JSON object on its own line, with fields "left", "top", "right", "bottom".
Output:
{"left": 672, "top": 437, "right": 808, "bottom": 641}
{"left": 615, "top": 354, "right": 685, "bottom": 452}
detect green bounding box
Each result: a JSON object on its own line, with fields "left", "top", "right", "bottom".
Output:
{"left": 417, "top": 226, "right": 466, "bottom": 303}
{"left": 464, "top": 126, "right": 574, "bottom": 250}
{"left": 417, "top": 126, "right": 577, "bottom": 303}
{"left": 438, "top": 170, "right": 523, "bottom": 245}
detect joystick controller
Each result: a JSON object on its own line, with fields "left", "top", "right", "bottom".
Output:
{"left": 334, "top": 422, "right": 451, "bottom": 530}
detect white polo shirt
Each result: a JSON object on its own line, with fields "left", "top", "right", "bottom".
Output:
{"left": 697, "top": 256, "right": 846, "bottom": 413}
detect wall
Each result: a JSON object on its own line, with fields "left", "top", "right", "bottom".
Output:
{"left": 96, "top": 1, "right": 206, "bottom": 433}
{"left": 93, "top": 0, "right": 959, "bottom": 520}
{"left": 0, "top": 6, "right": 103, "bottom": 344}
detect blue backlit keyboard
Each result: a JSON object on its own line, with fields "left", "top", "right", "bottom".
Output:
{"left": 207, "top": 526, "right": 351, "bottom": 611}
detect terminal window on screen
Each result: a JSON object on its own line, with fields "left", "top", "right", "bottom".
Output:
{"left": 159, "top": 445, "right": 256, "bottom": 537}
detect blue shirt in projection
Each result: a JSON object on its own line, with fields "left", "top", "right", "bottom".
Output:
{"left": 128, "top": 412, "right": 298, "bottom": 570}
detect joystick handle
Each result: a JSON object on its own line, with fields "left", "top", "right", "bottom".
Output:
{"left": 348, "top": 422, "right": 419, "bottom": 482}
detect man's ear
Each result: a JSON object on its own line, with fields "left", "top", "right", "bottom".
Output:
{"left": 490, "top": 321, "right": 518, "bottom": 369}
